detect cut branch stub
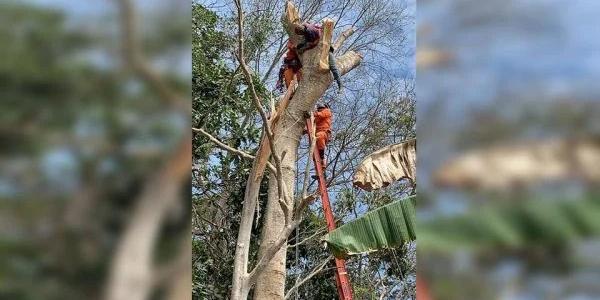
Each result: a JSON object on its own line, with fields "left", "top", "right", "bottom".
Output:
{"left": 336, "top": 51, "right": 364, "bottom": 76}
{"left": 283, "top": 1, "right": 301, "bottom": 44}
{"left": 319, "top": 18, "right": 335, "bottom": 71}
{"left": 285, "top": 1, "right": 300, "bottom": 25}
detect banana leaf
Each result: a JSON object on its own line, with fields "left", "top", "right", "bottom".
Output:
{"left": 323, "top": 196, "right": 416, "bottom": 258}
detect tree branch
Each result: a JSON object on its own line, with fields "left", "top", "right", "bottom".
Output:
{"left": 302, "top": 113, "right": 316, "bottom": 200}
{"left": 284, "top": 256, "right": 332, "bottom": 299}
{"left": 234, "top": 0, "right": 285, "bottom": 202}
{"left": 333, "top": 27, "right": 356, "bottom": 52}
{"left": 287, "top": 227, "right": 326, "bottom": 248}
{"left": 294, "top": 193, "right": 317, "bottom": 220}
{"left": 192, "top": 127, "right": 276, "bottom": 173}
{"left": 337, "top": 51, "right": 364, "bottom": 76}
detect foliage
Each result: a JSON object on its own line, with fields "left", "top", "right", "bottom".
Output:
{"left": 0, "top": 1, "right": 189, "bottom": 299}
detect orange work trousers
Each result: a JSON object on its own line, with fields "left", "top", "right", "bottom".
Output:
{"left": 316, "top": 131, "right": 330, "bottom": 151}
{"left": 284, "top": 68, "right": 302, "bottom": 87}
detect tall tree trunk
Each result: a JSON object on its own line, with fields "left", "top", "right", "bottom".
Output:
{"left": 254, "top": 36, "right": 359, "bottom": 299}
{"left": 231, "top": 173, "right": 262, "bottom": 299}
{"left": 254, "top": 135, "right": 301, "bottom": 298}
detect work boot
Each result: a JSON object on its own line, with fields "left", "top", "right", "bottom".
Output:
{"left": 319, "top": 150, "right": 326, "bottom": 168}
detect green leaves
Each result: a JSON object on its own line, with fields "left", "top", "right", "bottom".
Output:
{"left": 324, "top": 196, "right": 416, "bottom": 258}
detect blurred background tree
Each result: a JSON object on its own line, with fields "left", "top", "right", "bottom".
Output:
{"left": 0, "top": 1, "right": 190, "bottom": 299}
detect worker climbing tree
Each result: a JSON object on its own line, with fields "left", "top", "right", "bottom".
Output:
{"left": 277, "top": 21, "right": 344, "bottom": 94}
{"left": 276, "top": 41, "right": 302, "bottom": 91}
{"left": 311, "top": 102, "right": 333, "bottom": 179}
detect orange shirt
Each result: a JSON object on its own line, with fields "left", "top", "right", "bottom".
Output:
{"left": 285, "top": 47, "right": 298, "bottom": 61}
{"left": 314, "top": 108, "right": 332, "bottom": 132}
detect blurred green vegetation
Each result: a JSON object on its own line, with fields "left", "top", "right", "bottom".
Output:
{"left": 420, "top": 195, "right": 600, "bottom": 252}
{"left": 0, "top": 1, "right": 189, "bottom": 299}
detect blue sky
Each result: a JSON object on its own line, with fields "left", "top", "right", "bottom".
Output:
{"left": 419, "top": 0, "right": 600, "bottom": 107}
{"left": 26, "top": 0, "right": 110, "bottom": 15}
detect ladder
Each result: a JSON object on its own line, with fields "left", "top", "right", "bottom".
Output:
{"left": 305, "top": 119, "right": 353, "bottom": 300}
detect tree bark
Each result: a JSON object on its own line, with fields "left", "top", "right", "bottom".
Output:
{"left": 231, "top": 173, "right": 262, "bottom": 300}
